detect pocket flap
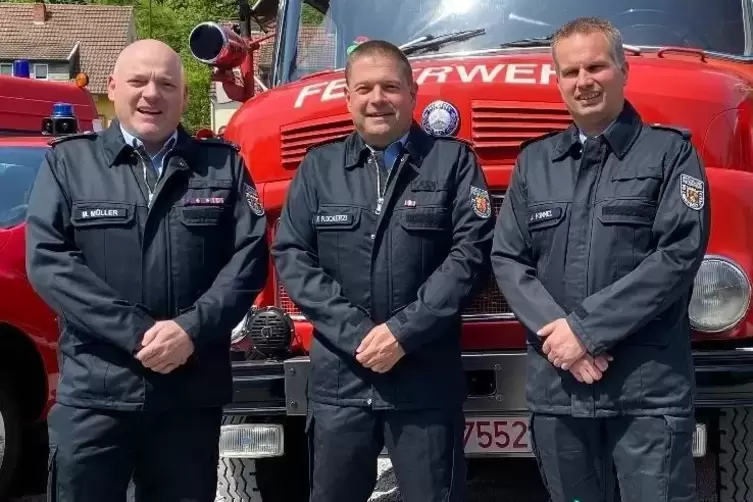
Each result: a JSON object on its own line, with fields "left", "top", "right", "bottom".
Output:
{"left": 410, "top": 179, "right": 450, "bottom": 192}
{"left": 612, "top": 165, "right": 662, "bottom": 181}
{"left": 598, "top": 200, "right": 656, "bottom": 226}
{"left": 180, "top": 205, "right": 224, "bottom": 226}
{"left": 71, "top": 202, "right": 135, "bottom": 227}
{"left": 400, "top": 207, "right": 447, "bottom": 231}
{"left": 313, "top": 207, "right": 360, "bottom": 230}
{"left": 187, "top": 178, "right": 234, "bottom": 189}
{"left": 527, "top": 205, "right": 565, "bottom": 230}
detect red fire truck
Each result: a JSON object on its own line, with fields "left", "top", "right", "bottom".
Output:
{"left": 191, "top": 1, "right": 753, "bottom": 500}
{"left": 0, "top": 62, "right": 98, "bottom": 497}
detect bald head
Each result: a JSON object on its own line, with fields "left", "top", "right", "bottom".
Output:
{"left": 108, "top": 39, "right": 187, "bottom": 153}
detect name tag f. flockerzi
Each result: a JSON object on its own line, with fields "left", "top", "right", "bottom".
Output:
{"left": 680, "top": 174, "right": 704, "bottom": 210}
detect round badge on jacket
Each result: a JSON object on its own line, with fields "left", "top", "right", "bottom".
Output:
{"left": 421, "top": 100, "right": 460, "bottom": 137}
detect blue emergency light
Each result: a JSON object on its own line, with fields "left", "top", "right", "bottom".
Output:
{"left": 52, "top": 102, "right": 75, "bottom": 118}
{"left": 42, "top": 102, "right": 78, "bottom": 136}
{"left": 12, "top": 59, "right": 30, "bottom": 78}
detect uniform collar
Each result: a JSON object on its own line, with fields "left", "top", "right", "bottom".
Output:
{"left": 344, "top": 122, "right": 429, "bottom": 171}
{"left": 102, "top": 119, "right": 193, "bottom": 168}
{"left": 119, "top": 124, "right": 178, "bottom": 157}
{"left": 552, "top": 100, "right": 642, "bottom": 161}
{"left": 364, "top": 131, "right": 409, "bottom": 152}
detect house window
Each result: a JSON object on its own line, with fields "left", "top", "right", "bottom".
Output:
{"left": 0, "top": 64, "right": 11, "bottom": 75}
{"left": 33, "top": 64, "right": 48, "bottom": 80}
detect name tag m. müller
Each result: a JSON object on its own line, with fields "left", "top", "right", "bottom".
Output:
{"left": 75, "top": 208, "right": 127, "bottom": 219}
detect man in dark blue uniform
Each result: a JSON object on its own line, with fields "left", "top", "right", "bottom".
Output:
{"left": 272, "top": 40, "right": 495, "bottom": 501}
{"left": 492, "top": 17, "right": 711, "bottom": 502}
{"left": 25, "top": 39, "right": 268, "bottom": 502}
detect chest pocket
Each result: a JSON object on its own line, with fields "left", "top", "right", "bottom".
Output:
{"left": 179, "top": 178, "right": 233, "bottom": 225}
{"left": 70, "top": 201, "right": 138, "bottom": 279}
{"left": 313, "top": 206, "right": 362, "bottom": 278}
{"left": 392, "top": 207, "right": 451, "bottom": 284}
{"left": 610, "top": 164, "right": 663, "bottom": 201}
{"left": 176, "top": 178, "right": 233, "bottom": 270}
{"left": 526, "top": 204, "right": 567, "bottom": 271}
{"left": 595, "top": 199, "right": 657, "bottom": 280}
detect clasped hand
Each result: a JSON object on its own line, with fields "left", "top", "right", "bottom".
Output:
{"left": 356, "top": 324, "right": 405, "bottom": 373}
{"left": 538, "top": 318, "right": 613, "bottom": 384}
{"left": 135, "top": 320, "right": 195, "bottom": 374}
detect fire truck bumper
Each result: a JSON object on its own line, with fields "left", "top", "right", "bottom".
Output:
{"left": 220, "top": 350, "right": 753, "bottom": 458}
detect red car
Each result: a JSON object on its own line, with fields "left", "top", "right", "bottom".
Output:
{"left": 0, "top": 64, "right": 98, "bottom": 497}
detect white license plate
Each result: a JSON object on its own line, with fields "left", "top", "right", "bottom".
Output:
{"left": 463, "top": 415, "right": 531, "bottom": 454}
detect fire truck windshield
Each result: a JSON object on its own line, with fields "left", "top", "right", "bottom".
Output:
{"left": 278, "top": 0, "right": 751, "bottom": 83}
{"left": 0, "top": 146, "right": 46, "bottom": 228}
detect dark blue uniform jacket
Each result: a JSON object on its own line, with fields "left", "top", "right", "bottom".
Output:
{"left": 272, "top": 124, "right": 496, "bottom": 410}
{"left": 492, "top": 102, "right": 711, "bottom": 417}
{"left": 25, "top": 121, "right": 269, "bottom": 411}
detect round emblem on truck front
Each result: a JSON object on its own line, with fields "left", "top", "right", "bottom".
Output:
{"left": 421, "top": 100, "right": 460, "bottom": 137}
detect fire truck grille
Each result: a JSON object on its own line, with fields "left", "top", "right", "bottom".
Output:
{"left": 280, "top": 114, "right": 354, "bottom": 170}
{"left": 470, "top": 101, "right": 571, "bottom": 159}
{"left": 275, "top": 193, "right": 514, "bottom": 320}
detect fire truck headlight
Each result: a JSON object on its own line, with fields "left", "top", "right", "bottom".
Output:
{"left": 689, "top": 256, "right": 751, "bottom": 333}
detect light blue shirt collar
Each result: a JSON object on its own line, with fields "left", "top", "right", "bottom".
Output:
{"left": 120, "top": 124, "right": 178, "bottom": 176}
{"left": 577, "top": 118, "right": 617, "bottom": 144}
{"left": 367, "top": 132, "right": 409, "bottom": 171}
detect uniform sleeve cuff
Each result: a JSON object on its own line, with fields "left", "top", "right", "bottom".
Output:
{"left": 174, "top": 307, "right": 201, "bottom": 345}
{"left": 347, "top": 308, "right": 377, "bottom": 355}
{"left": 386, "top": 311, "right": 412, "bottom": 353}
{"left": 566, "top": 310, "right": 602, "bottom": 356}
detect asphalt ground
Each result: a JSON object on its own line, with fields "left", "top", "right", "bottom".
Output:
{"left": 10, "top": 454, "right": 719, "bottom": 502}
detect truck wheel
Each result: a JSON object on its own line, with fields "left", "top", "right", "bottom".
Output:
{"left": 216, "top": 457, "right": 263, "bottom": 501}
{"left": 0, "top": 378, "right": 21, "bottom": 499}
{"left": 215, "top": 416, "right": 309, "bottom": 502}
{"left": 215, "top": 416, "right": 263, "bottom": 501}
{"left": 718, "top": 407, "right": 753, "bottom": 501}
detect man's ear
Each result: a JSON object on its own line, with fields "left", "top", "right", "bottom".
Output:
{"left": 183, "top": 83, "right": 189, "bottom": 113}
{"left": 107, "top": 75, "right": 116, "bottom": 102}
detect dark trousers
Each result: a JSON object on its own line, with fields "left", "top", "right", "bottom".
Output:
{"left": 47, "top": 403, "right": 222, "bottom": 502}
{"left": 530, "top": 413, "right": 697, "bottom": 502}
{"left": 307, "top": 401, "right": 467, "bottom": 502}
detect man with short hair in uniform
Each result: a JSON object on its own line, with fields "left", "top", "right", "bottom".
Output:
{"left": 25, "top": 39, "right": 269, "bottom": 502}
{"left": 491, "top": 17, "right": 710, "bottom": 502}
{"left": 272, "top": 39, "right": 495, "bottom": 501}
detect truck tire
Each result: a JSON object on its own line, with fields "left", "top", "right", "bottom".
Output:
{"left": 215, "top": 416, "right": 263, "bottom": 502}
{"left": 718, "top": 407, "right": 753, "bottom": 501}
{"left": 215, "top": 416, "right": 310, "bottom": 502}
{"left": 216, "top": 457, "right": 263, "bottom": 502}
{"left": 0, "top": 377, "right": 21, "bottom": 499}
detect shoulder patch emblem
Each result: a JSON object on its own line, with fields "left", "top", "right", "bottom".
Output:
{"left": 680, "top": 174, "right": 704, "bottom": 210}
{"left": 470, "top": 186, "right": 492, "bottom": 219}
{"left": 244, "top": 182, "right": 265, "bottom": 216}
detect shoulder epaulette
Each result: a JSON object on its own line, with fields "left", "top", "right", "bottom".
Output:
{"left": 47, "top": 131, "right": 98, "bottom": 147}
{"left": 648, "top": 123, "right": 691, "bottom": 140}
{"left": 431, "top": 135, "right": 473, "bottom": 149}
{"left": 305, "top": 134, "right": 348, "bottom": 154}
{"left": 195, "top": 137, "right": 240, "bottom": 151}
{"left": 519, "top": 130, "right": 562, "bottom": 151}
